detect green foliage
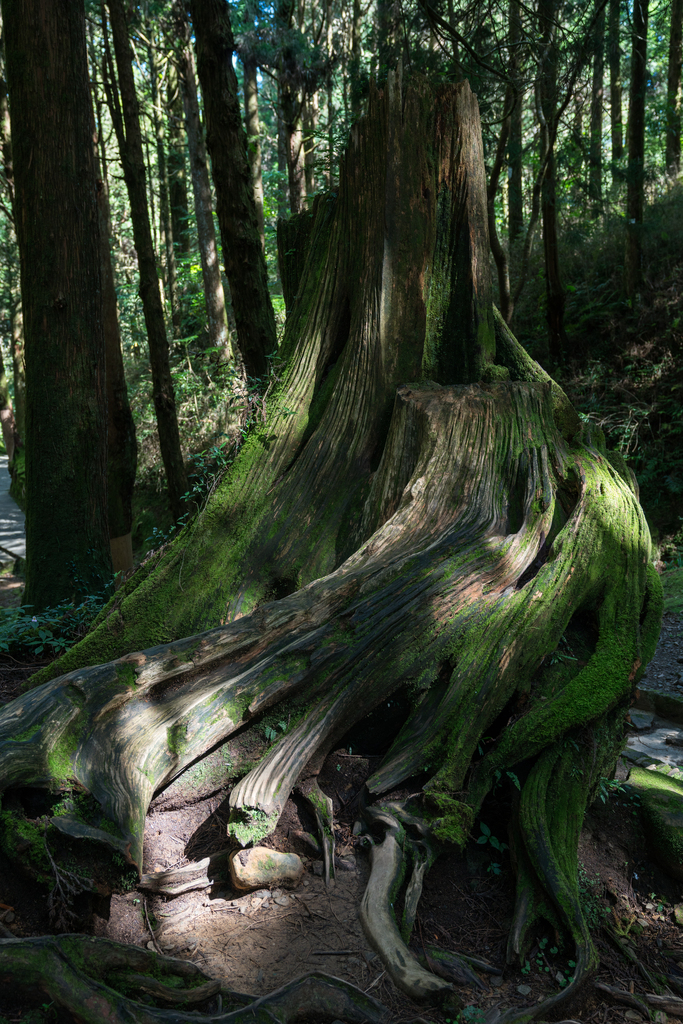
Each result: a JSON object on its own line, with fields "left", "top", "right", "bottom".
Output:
{"left": 0, "top": 594, "right": 107, "bottom": 659}
{"left": 578, "top": 863, "right": 610, "bottom": 931}
{"left": 475, "top": 821, "right": 509, "bottom": 875}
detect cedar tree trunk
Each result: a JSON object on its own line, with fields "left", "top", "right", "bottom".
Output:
{"left": 624, "top": 0, "right": 649, "bottom": 298}
{"left": 588, "top": 4, "right": 605, "bottom": 217}
{"left": 189, "top": 0, "right": 277, "bottom": 379}
{"left": 243, "top": 54, "right": 266, "bottom": 250}
{"left": 608, "top": 0, "right": 623, "bottom": 164}
{"left": 666, "top": 0, "right": 683, "bottom": 178}
{"left": 0, "top": 74, "right": 661, "bottom": 1023}
{"left": 176, "top": 9, "right": 231, "bottom": 359}
{"left": 2, "top": 0, "right": 112, "bottom": 610}
{"left": 103, "top": 0, "right": 188, "bottom": 521}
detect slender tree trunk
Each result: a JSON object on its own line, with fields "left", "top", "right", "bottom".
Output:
{"left": 665, "top": 0, "right": 683, "bottom": 178}
{"left": 377, "top": 0, "right": 400, "bottom": 73}
{"left": 167, "top": 62, "right": 191, "bottom": 259}
{"left": 350, "top": 0, "right": 362, "bottom": 120}
{"left": 148, "top": 38, "right": 181, "bottom": 340}
{"left": 189, "top": 0, "right": 277, "bottom": 380}
{"left": 488, "top": 83, "right": 514, "bottom": 322}
{"left": 243, "top": 55, "right": 266, "bottom": 250}
{"left": 304, "top": 91, "right": 318, "bottom": 196}
{"left": 281, "top": 81, "right": 307, "bottom": 215}
{"left": 538, "top": 0, "right": 567, "bottom": 364}
{"left": 508, "top": 0, "right": 524, "bottom": 244}
{"left": 8, "top": 240, "right": 23, "bottom": 440}
{"left": 176, "top": 11, "right": 231, "bottom": 358}
{"left": 0, "top": 66, "right": 18, "bottom": 459}
{"left": 624, "top": 0, "right": 649, "bottom": 299}
{"left": 103, "top": 0, "right": 188, "bottom": 521}
{"left": 326, "top": 0, "right": 335, "bottom": 186}
{"left": 588, "top": 4, "right": 605, "bottom": 217}
{"left": 3, "top": 0, "right": 111, "bottom": 611}
{"left": 608, "top": 0, "right": 623, "bottom": 164}
{"left": 96, "top": 157, "right": 137, "bottom": 572}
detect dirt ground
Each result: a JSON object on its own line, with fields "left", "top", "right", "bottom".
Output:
{"left": 1, "top": 589, "right": 683, "bottom": 1023}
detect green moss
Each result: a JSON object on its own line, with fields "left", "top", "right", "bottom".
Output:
{"left": 425, "top": 793, "right": 474, "bottom": 848}
{"left": 662, "top": 564, "right": 683, "bottom": 616}
{"left": 115, "top": 663, "right": 137, "bottom": 688}
{"left": 227, "top": 807, "right": 279, "bottom": 846}
{"left": 629, "top": 765, "right": 683, "bottom": 871}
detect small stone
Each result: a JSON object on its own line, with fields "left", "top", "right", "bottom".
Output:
{"left": 273, "top": 895, "right": 290, "bottom": 906}
{"left": 625, "top": 1012, "right": 642, "bottom": 1022}
{"left": 303, "top": 879, "right": 310, "bottom": 886}
{"left": 674, "top": 904, "right": 683, "bottom": 926}
{"left": 312, "top": 860, "right": 324, "bottom": 876}
{"left": 147, "top": 941, "right": 155, "bottom": 950}
{"left": 636, "top": 916, "right": 650, "bottom": 928}
{"left": 555, "top": 970, "right": 564, "bottom": 985}
{"left": 516, "top": 984, "right": 532, "bottom": 996}
{"left": 490, "top": 975, "right": 503, "bottom": 988}
{"left": 653, "top": 1011, "right": 668, "bottom": 1024}
{"left": 3, "top": 912, "right": 15, "bottom": 923}
{"left": 336, "top": 854, "right": 357, "bottom": 872}
{"left": 229, "top": 848, "right": 304, "bottom": 892}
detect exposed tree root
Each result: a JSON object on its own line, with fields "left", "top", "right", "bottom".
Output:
{"left": 0, "top": 934, "right": 395, "bottom": 1023}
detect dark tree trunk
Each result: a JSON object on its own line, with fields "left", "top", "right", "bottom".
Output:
{"left": 103, "top": 0, "right": 188, "bottom": 522}
{"left": 176, "top": 9, "right": 231, "bottom": 359}
{"left": 148, "top": 37, "right": 181, "bottom": 340}
{"left": 243, "top": 55, "right": 266, "bottom": 250}
{"left": 166, "top": 62, "right": 191, "bottom": 260}
{"left": 507, "top": 0, "right": 524, "bottom": 244}
{"left": 189, "top": 0, "right": 277, "bottom": 380}
{"left": 538, "top": 0, "right": 568, "bottom": 364}
{"left": 624, "top": 0, "right": 649, "bottom": 299}
{"left": 96, "top": 164, "right": 137, "bottom": 572}
{"left": 666, "top": 0, "right": 683, "bottom": 177}
{"left": 488, "top": 83, "right": 514, "bottom": 322}
{"left": 2, "top": 0, "right": 111, "bottom": 612}
{"left": 0, "top": 75, "right": 660, "bottom": 1024}
{"left": 588, "top": 4, "right": 605, "bottom": 216}
{"left": 0, "top": 67, "right": 18, "bottom": 459}
{"left": 608, "top": 0, "right": 623, "bottom": 164}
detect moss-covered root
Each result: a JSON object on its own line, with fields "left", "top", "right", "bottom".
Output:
{"left": 0, "top": 934, "right": 393, "bottom": 1024}
{"left": 502, "top": 738, "right": 608, "bottom": 1024}
{"left": 358, "top": 807, "right": 457, "bottom": 1007}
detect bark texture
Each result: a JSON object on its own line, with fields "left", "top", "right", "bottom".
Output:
{"left": 588, "top": 5, "right": 605, "bottom": 216}
{"left": 3, "top": 0, "right": 111, "bottom": 610}
{"left": 244, "top": 55, "right": 266, "bottom": 250}
{"left": 189, "top": 0, "right": 277, "bottom": 379}
{"left": 0, "top": 74, "right": 660, "bottom": 1023}
{"left": 608, "top": 0, "right": 623, "bottom": 163}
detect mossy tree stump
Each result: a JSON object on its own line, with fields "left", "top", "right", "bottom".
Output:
{"left": 0, "top": 69, "right": 662, "bottom": 1022}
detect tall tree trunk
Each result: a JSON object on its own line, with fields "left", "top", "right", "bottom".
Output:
{"left": 148, "top": 37, "right": 181, "bottom": 339}
{"left": 176, "top": 10, "right": 231, "bottom": 359}
{"left": 507, "top": 0, "right": 524, "bottom": 244}
{"left": 8, "top": 238, "right": 23, "bottom": 441}
{"left": 0, "top": 65, "right": 19, "bottom": 459}
{"left": 326, "top": 0, "right": 335, "bottom": 186}
{"left": 96, "top": 158, "right": 137, "bottom": 573}
{"left": 350, "top": 0, "right": 362, "bottom": 120}
{"left": 608, "top": 0, "right": 623, "bottom": 164}
{"left": 377, "top": 0, "right": 400, "bottom": 73}
{"left": 189, "top": 0, "right": 277, "bottom": 380}
{"left": 304, "top": 91, "right": 319, "bottom": 196}
{"left": 538, "top": 0, "right": 567, "bottom": 364}
{"left": 488, "top": 83, "right": 514, "bottom": 322}
{"left": 624, "top": 0, "right": 649, "bottom": 299}
{"left": 2, "top": 0, "right": 111, "bottom": 611}
{"left": 281, "top": 80, "right": 307, "bottom": 215}
{"left": 167, "top": 62, "right": 191, "bottom": 259}
{"left": 588, "top": 4, "right": 605, "bottom": 217}
{"left": 2, "top": 75, "right": 660, "bottom": 1024}
{"left": 103, "top": 0, "right": 188, "bottom": 521}
{"left": 666, "top": 0, "right": 683, "bottom": 178}
{"left": 243, "top": 55, "right": 266, "bottom": 250}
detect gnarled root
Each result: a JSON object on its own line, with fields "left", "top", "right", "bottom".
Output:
{"left": 0, "top": 934, "right": 393, "bottom": 1023}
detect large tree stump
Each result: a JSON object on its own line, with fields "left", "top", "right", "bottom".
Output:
{"left": 0, "top": 69, "right": 662, "bottom": 1022}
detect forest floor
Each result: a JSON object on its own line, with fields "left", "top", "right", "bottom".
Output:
{"left": 0, "top": 591, "right": 683, "bottom": 1024}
